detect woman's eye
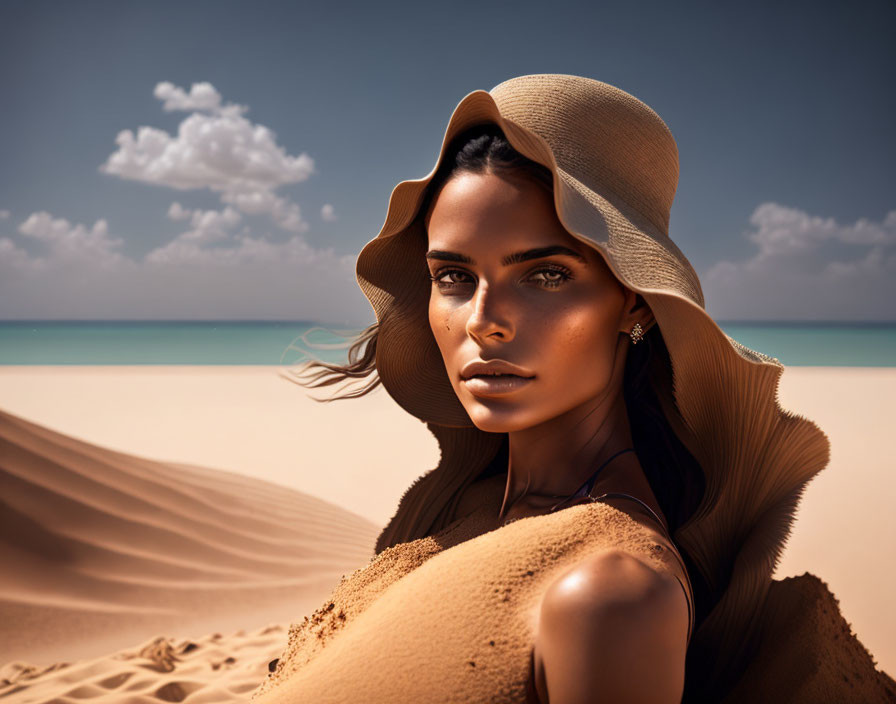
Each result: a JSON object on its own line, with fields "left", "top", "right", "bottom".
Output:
{"left": 429, "top": 269, "right": 473, "bottom": 290}
{"left": 528, "top": 266, "right": 573, "bottom": 288}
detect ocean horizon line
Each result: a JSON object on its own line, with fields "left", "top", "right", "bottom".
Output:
{"left": 1, "top": 320, "right": 893, "bottom": 366}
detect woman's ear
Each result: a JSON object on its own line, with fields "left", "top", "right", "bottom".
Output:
{"left": 621, "top": 291, "right": 656, "bottom": 335}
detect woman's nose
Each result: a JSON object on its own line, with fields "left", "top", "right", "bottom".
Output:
{"left": 465, "top": 281, "right": 515, "bottom": 342}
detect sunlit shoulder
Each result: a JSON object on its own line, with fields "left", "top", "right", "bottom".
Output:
{"left": 532, "top": 549, "right": 689, "bottom": 704}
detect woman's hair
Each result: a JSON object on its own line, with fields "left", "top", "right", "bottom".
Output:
{"left": 290, "top": 123, "right": 708, "bottom": 620}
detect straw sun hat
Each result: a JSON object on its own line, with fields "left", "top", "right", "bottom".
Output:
{"left": 353, "top": 74, "right": 831, "bottom": 696}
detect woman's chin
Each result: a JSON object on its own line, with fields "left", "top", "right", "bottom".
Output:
{"left": 465, "top": 404, "right": 538, "bottom": 434}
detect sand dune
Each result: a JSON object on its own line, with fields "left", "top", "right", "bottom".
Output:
{"left": 0, "top": 365, "right": 439, "bottom": 528}
{"left": 0, "top": 407, "right": 379, "bottom": 669}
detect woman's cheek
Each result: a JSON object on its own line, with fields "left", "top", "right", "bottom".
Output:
{"left": 430, "top": 303, "right": 461, "bottom": 365}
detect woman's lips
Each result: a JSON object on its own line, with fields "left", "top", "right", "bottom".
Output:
{"left": 461, "top": 374, "right": 534, "bottom": 397}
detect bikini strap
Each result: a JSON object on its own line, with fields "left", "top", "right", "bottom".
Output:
{"left": 592, "top": 491, "right": 670, "bottom": 535}
{"left": 591, "top": 491, "right": 696, "bottom": 647}
{"left": 548, "top": 448, "right": 637, "bottom": 511}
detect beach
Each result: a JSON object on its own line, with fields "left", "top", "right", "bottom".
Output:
{"left": 1, "top": 364, "right": 894, "bottom": 700}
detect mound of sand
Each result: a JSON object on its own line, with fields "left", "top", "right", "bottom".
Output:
{"left": 0, "top": 408, "right": 379, "bottom": 666}
{"left": 722, "top": 573, "right": 896, "bottom": 702}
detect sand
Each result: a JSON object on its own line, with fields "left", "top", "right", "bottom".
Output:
{"left": 0, "top": 366, "right": 439, "bottom": 527}
{"left": 0, "top": 365, "right": 894, "bottom": 701}
{"left": 250, "top": 496, "right": 695, "bottom": 702}
{"left": 1, "top": 627, "right": 287, "bottom": 703}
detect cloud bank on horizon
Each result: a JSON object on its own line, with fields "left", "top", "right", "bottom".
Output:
{"left": 0, "top": 81, "right": 893, "bottom": 322}
{"left": 703, "top": 203, "right": 896, "bottom": 320}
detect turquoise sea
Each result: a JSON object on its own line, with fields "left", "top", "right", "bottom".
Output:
{"left": 0, "top": 321, "right": 893, "bottom": 366}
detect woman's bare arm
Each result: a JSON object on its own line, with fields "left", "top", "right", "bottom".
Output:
{"left": 532, "top": 549, "right": 689, "bottom": 704}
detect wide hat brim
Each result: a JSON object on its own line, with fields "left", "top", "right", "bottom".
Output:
{"left": 354, "top": 74, "right": 831, "bottom": 694}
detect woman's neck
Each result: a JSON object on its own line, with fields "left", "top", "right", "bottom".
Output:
{"left": 497, "top": 393, "right": 645, "bottom": 520}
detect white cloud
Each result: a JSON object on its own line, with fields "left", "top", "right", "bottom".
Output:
{"left": 153, "top": 81, "right": 247, "bottom": 116}
{"left": 167, "top": 201, "right": 191, "bottom": 220}
{"left": 100, "top": 112, "right": 313, "bottom": 191}
{"left": 100, "top": 81, "right": 314, "bottom": 233}
{"left": 0, "top": 237, "right": 31, "bottom": 270}
{"left": 163, "top": 204, "right": 242, "bottom": 245}
{"left": 321, "top": 203, "right": 337, "bottom": 222}
{"left": 0, "top": 211, "right": 368, "bottom": 324}
{"left": 703, "top": 203, "right": 896, "bottom": 319}
{"left": 741, "top": 203, "right": 895, "bottom": 262}
{"left": 17, "top": 212, "right": 127, "bottom": 267}
{"left": 221, "top": 188, "right": 308, "bottom": 233}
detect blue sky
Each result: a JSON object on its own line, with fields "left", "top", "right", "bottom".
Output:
{"left": 1, "top": 0, "right": 893, "bottom": 324}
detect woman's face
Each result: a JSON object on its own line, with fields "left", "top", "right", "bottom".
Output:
{"left": 425, "top": 169, "right": 648, "bottom": 434}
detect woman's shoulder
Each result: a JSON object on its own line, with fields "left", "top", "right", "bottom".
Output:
{"left": 509, "top": 493, "right": 697, "bottom": 651}
{"left": 539, "top": 547, "right": 691, "bottom": 638}
{"left": 533, "top": 548, "right": 690, "bottom": 702}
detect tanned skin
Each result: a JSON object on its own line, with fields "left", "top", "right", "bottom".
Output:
{"left": 424, "top": 170, "right": 689, "bottom": 703}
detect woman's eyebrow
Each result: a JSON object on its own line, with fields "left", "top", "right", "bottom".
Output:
{"left": 425, "top": 245, "right": 587, "bottom": 266}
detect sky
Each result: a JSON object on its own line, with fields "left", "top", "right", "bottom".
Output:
{"left": 0, "top": 0, "right": 893, "bottom": 325}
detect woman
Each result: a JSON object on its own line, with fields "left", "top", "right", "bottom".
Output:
{"left": 252, "top": 75, "right": 833, "bottom": 703}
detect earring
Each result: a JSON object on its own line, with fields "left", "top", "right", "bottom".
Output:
{"left": 630, "top": 322, "right": 644, "bottom": 345}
